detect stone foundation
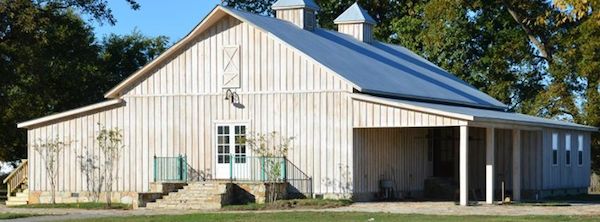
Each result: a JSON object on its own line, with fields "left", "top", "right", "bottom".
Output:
{"left": 229, "top": 182, "right": 288, "bottom": 204}
{"left": 28, "top": 191, "right": 139, "bottom": 208}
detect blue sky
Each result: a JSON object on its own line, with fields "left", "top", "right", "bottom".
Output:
{"left": 90, "top": 0, "right": 221, "bottom": 43}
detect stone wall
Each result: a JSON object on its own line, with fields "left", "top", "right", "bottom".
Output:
{"left": 29, "top": 191, "right": 138, "bottom": 208}
{"left": 228, "top": 182, "right": 288, "bottom": 204}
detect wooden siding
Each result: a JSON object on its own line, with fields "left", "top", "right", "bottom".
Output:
{"left": 275, "top": 8, "right": 304, "bottom": 29}
{"left": 28, "top": 14, "right": 357, "bottom": 195}
{"left": 352, "top": 99, "right": 467, "bottom": 128}
{"left": 337, "top": 23, "right": 373, "bottom": 43}
{"left": 353, "top": 128, "right": 430, "bottom": 195}
{"left": 542, "top": 129, "right": 591, "bottom": 189}
{"left": 122, "top": 15, "right": 353, "bottom": 96}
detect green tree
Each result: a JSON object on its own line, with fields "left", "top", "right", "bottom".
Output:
{"left": 0, "top": 0, "right": 167, "bottom": 163}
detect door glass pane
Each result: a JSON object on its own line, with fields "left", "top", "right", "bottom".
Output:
{"left": 234, "top": 125, "right": 246, "bottom": 163}
{"left": 217, "top": 126, "right": 230, "bottom": 164}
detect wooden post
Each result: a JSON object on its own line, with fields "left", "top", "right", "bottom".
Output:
{"left": 512, "top": 129, "right": 521, "bottom": 201}
{"left": 459, "top": 125, "right": 469, "bottom": 206}
{"left": 486, "top": 127, "right": 495, "bottom": 204}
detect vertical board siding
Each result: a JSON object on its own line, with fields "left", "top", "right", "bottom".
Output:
{"left": 353, "top": 128, "right": 430, "bottom": 196}
{"left": 27, "top": 15, "right": 356, "bottom": 195}
{"left": 352, "top": 99, "right": 466, "bottom": 128}
{"left": 542, "top": 129, "right": 591, "bottom": 189}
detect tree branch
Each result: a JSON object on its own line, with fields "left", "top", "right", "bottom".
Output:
{"left": 502, "top": 0, "right": 552, "bottom": 62}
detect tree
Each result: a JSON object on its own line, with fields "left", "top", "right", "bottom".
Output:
{"left": 96, "top": 123, "right": 124, "bottom": 207}
{"left": 245, "top": 132, "right": 294, "bottom": 203}
{"left": 32, "top": 137, "right": 70, "bottom": 204}
{"left": 0, "top": 0, "right": 167, "bottom": 163}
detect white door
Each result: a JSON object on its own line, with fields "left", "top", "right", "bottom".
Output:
{"left": 215, "top": 124, "right": 248, "bottom": 179}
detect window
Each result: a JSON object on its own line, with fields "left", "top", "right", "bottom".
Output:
{"left": 578, "top": 135, "right": 584, "bottom": 166}
{"left": 565, "top": 134, "right": 571, "bottom": 166}
{"left": 552, "top": 133, "right": 558, "bottom": 165}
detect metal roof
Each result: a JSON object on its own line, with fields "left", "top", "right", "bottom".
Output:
{"left": 224, "top": 7, "right": 508, "bottom": 110}
{"left": 271, "top": 0, "right": 320, "bottom": 11}
{"left": 334, "top": 2, "right": 377, "bottom": 25}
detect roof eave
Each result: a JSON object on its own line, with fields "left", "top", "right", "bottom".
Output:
{"left": 17, "top": 99, "right": 125, "bottom": 129}
{"left": 473, "top": 116, "right": 599, "bottom": 132}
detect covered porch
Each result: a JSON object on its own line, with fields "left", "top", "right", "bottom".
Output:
{"left": 348, "top": 94, "right": 589, "bottom": 206}
{"left": 353, "top": 126, "right": 540, "bottom": 206}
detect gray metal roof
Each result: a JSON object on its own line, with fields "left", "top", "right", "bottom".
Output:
{"left": 271, "top": 0, "right": 320, "bottom": 11}
{"left": 367, "top": 95, "right": 597, "bottom": 131}
{"left": 223, "top": 7, "right": 507, "bottom": 110}
{"left": 334, "top": 2, "right": 377, "bottom": 25}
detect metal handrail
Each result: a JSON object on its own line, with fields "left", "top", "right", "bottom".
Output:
{"left": 3, "top": 159, "right": 28, "bottom": 197}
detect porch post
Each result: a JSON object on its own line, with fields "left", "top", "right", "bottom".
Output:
{"left": 485, "top": 127, "right": 495, "bottom": 204}
{"left": 459, "top": 125, "right": 469, "bottom": 206}
{"left": 512, "top": 129, "right": 521, "bottom": 201}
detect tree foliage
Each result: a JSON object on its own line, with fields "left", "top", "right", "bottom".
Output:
{"left": 0, "top": 0, "right": 167, "bottom": 163}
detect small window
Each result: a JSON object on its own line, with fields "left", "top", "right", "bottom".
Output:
{"left": 578, "top": 135, "right": 584, "bottom": 166}
{"left": 565, "top": 134, "right": 571, "bottom": 166}
{"left": 552, "top": 133, "right": 558, "bottom": 165}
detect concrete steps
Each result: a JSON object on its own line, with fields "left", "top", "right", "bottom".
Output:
{"left": 145, "top": 182, "right": 229, "bottom": 210}
{"left": 6, "top": 190, "right": 28, "bottom": 206}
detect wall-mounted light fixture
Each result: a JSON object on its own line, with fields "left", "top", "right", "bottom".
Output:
{"left": 224, "top": 89, "right": 239, "bottom": 104}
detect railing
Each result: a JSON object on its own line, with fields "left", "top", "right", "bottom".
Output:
{"left": 153, "top": 155, "right": 313, "bottom": 198}
{"left": 3, "top": 159, "right": 28, "bottom": 197}
{"left": 285, "top": 159, "right": 313, "bottom": 198}
{"left": 229, "top": 156, "right": 286, "bottom": 182}
{"left": 230, "top": 156, "right": 313, "bottom": 198}
{"left": 153, "top": 155, "right": 188, "bottom": 182}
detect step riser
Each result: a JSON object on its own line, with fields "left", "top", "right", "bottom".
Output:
{"left": 145, "top": 182, "right": 230, "bottom": 210}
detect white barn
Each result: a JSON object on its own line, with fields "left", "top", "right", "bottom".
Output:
{"left": 7, "top": 0, "right": 596, "bottom": 207}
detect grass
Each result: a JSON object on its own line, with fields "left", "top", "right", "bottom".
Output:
{"left": 222, "top": 199, "right": 352, "bottom": 211}
{"left": 11, "top": 202, "right": 132, "bottom": 210}
{"left": 67, "top": 212, "right": 600, "bottom": 222}
{"left": 0, "top": 212, "right": 42, "bottom": 219}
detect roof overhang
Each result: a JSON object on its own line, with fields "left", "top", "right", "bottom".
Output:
{"left": 352, "top": 93, "right": 598, "bottom": 132}
{"left": 17, "top": 99, "right": 125, "bottom": 129}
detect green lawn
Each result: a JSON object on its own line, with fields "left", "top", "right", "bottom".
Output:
{"left": 0, "top": 212, "right": 41, "bottom": 220}
{"left": 11, "top": 202, "right": 132, "bottom": 210}
{"left": 68, "top": 212, "right": 599, "bottom": 222}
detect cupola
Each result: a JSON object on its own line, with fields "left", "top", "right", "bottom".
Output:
{"left": 272, "top": 0, "right": 320, "bottom": 31}
{"left": 334, "top": 2, "right": 376, "bottom": 43}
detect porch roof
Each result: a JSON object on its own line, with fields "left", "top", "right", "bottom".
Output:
{"left": 353, "top": 94, "right": 598, "bottom": 132}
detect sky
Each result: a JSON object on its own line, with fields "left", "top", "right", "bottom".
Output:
{"left": 90, "top": 0, "right": 222, "bottom": 44}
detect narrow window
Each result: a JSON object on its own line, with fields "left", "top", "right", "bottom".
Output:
{"left": 578, "top": 135, "right": 584, "bottom": 166}
{"left": 565, "top": 134, "right": 571, "bottom": 166}
{"left": 552, "top": 133, "right": 558, "bottom": 165}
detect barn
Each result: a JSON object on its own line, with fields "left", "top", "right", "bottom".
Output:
{"left": 7, "top": 0, "right": 596, "bottom": 208}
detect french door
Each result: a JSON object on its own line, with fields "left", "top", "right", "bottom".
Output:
{"left": 215, "top": 124, "right": 248, "bottom": 179}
